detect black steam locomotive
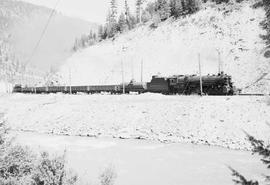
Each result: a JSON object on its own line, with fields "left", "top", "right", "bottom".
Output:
{"left": 13, "top": 73, "right": 234, "bottom": 95}
{"left": 147, "top": 73, "right": 234, "bottom": 95}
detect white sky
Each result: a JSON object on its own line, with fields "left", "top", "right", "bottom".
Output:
{"left": 20, "top": 0, "right": 138, "bottom": 24}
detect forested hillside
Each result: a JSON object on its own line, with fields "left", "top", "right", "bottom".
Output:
{"left": 60, "top": 0, "right": 270, "bottom": 93}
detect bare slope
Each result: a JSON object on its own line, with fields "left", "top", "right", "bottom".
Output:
{"left": 59, "top": 1, "right": 269, "bottom": 93}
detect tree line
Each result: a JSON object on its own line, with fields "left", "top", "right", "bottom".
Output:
{"left": 252, "top": 0, "right": 270, "bottom": 58}
{"left": 263, "top": 0, "right": 270, "bottom": 54}
{"left": 72, "top": 0, "right": 203, "bottom": 51}
{"left": 72, "top": 0, "right": 248, "bottom": 51}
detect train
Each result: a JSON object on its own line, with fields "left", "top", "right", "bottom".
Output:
{"left": 12, "top": 72, "right": 235, "bottom": 95}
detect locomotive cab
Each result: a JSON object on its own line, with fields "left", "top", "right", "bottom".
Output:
{"left": 147, "top": 75, "right": 170, "bottom": 94}
{"left": 12, "top": 84, "right": 22, "bottom": 93}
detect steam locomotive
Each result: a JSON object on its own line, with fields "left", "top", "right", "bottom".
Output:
{"left": 13, "top": 73, "right": 234, "bottom": 95}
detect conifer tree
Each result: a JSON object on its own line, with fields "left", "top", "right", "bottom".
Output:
{"left": 156, "top": 0, "right": 171, "bottom": 21}
{"left": 136, "top": 0, "right": 144, "bottom": 23}
{"left": 98, "top": 25, "right": 104, "bottom": 40}
{"left": 106, "top": 0, "right": 118, "bottom": 38}
{"left": 124, "top": 0, "right": 131, "bottom": 28}
{"left": 118, "top": 12, "right": 128, "bottom": 32}
{"left": 186, "top": 0, "right": 200, "bottom": 14}
{"left": 129, "top": 14, "right": 137, "bottom": 29}
{"left": 145, "top": 2, "right": 157, "bottom": 19}
{"left": 264, "top": 0, "right": 270, "bottom": 46}
{"left": 110, "top": 0, "right": 118, "bottom": 24}
{"left": 170, "top": 0, "right": 184, "bottom": 18}
{"left": 230, "top": 133, "right": 270, "bottom": 185}
{"left": 93, "top": 33, "right": 97, "bottom": 41}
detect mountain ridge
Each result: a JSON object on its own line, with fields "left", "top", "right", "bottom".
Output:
{"left": 0, "top": 0, "right": 99, "bottom": 71}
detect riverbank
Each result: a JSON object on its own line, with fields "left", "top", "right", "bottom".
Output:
{"left": 1, "top": 93, "right": 269, "bottom": 150}
{"left": 13, "top": 131, "right": 267, "bottom": 185}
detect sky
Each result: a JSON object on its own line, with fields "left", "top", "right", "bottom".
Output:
{"left": 20, "top": 0, "right": 138, "bottom": 24}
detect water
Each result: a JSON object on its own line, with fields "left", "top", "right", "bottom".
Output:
{"left": 13, "top": 131, "right": 266, "bottom": 185}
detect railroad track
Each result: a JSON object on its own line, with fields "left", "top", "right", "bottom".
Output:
{"left": 238, "top": 93, "right": 268, "bottom": 96}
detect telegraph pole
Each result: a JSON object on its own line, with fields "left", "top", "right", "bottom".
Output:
{"left": 141, "top": 60, "right": 143, "bottom": 83}
{"left": 198, "top": 53, "right": 203, "bottom": 96}
{"left": 131, "top": 60, "right": 134, "bottom": 80}
{"left": 121, "top": 60, "right": 125, "bottom": 94}
{"left": 217, "top": 50, "right": 221, "bottom": 74}
{"left": 69, "top": 67, "right": 72, "bottom": 94}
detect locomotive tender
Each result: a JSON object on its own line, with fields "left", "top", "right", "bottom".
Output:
{"left": 13, "top": 73, "right": 234, "bottom": 95}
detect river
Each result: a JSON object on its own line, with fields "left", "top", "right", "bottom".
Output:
{"left": 13, "top": 131, "right": 266, "bottom": 185}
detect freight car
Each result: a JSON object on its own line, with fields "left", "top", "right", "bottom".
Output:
{"left": 12, "top": 82, "right": 144, "bottom": 94}
{"left": 14, "top": 84, "right": 122, "bottom": 94}
{"left": 12, "top": 72, "right": 234, "bottom": 95}
{"left": 121, "top": 80, "right": 147, "bottom": 94}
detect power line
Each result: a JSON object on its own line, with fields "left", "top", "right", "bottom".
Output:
{"left": 26, "top": 0, "right": 61, "bottom": 66}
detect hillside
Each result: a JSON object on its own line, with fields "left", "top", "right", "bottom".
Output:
{"left": 59, "top": 1, "right": 269, "bottom": 93}
{"left": 0, "top": 0, "right": 98, "bottom": 71}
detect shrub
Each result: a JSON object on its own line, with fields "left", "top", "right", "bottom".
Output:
{"left": 0, "top": 115, "right": 78, "bottom": 185}
{"left": 32, "top": 151, "right": 78, "bottom": 185}
{"left": 0, "top": 114, "right": 117, "bottom": 185}
{"left": 0, "top": 145, "right": 35, "bottom": 182}
{"left": 230, "top": 133, "right": 270, "bottom": 185}
{"left": 99, "top": 166, "right": 117, "bottom": 185}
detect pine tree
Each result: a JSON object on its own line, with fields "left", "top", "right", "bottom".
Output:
{"left": 156, "top": 0, "right": 171, "bottom": 21}
{"left": 145, "top": 2, "right": 157, "bottom": 19}
{"left": 264, "top": 0, "right": 270, "bottom": 46}
{"left": 89, "top": 30, "right": 93, "bottom": 40}
{"left": 128, "top": 14, "right": 137, "bottom": 29}
{"left": 124, "top": 0, "right": 131, "bottom": 29}
{"left": 93, "top": 33, "right": 97, "bottom": 41}
{"left": 170, "top": 0, "right": 184, "bottom": 18}
{"left": 118, "top": 12, "right": 128, "bottom": 33}
{"left": 141, "top": 9, "right": 152, "bottom": 22}
{"left": 72, "top": 38, "right": 79, "bottom": 52}
{"left": 136, "top": 0, "right": 144, "bottom": 23}
{"left": 230, "top": 133, "right": 270, "bottom": 185}
{"left": 110, "top": 0, "right": 118, "bottom": 24}
{"left": 186, "top": 0, "right": 200, "bottom": 14}
{"left": 98, "top": 25, "right": 104, "bottom": 40}
{"left": 106, "top": 0, "right": 118, "bottom": 38}
{"left": 181, "top": 0, "right": 188, "bottom": 14}
{"left": 229, "top": 167, "right": 259, "bottom": 185}
{"left": 103, "top": 25, "right": 109, "bottom": 39}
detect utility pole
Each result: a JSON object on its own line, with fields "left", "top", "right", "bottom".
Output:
{"left": 121, "top": 60, "right": 125, "bottom": 94}
{"left": 141, "top": 60, "right": 143, "bottom": 83}
{"left": 217, "top": 50, "right": 221, "bottom": 74}
{"left": 139, "top": 7, "right": 142, "bottom": 24}
{"left": 198, "top": 53, "right": 203, "bottom": 96}
{"left": 131, "top": 60, "right": 134, "bottom": 80}
{"left": 69, "top": 67, "right": 72, "bottom": 94}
